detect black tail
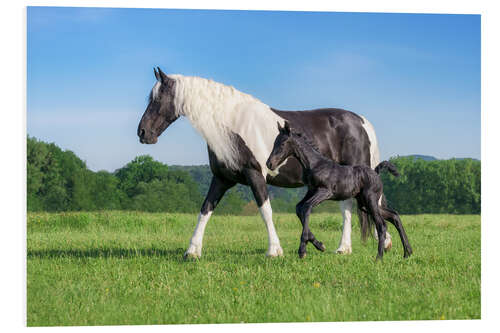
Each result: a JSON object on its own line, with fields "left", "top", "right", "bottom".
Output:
{"left": 374, "top": 161, "right": 400, "bottom": 177}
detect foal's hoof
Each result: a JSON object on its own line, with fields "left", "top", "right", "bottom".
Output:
{"left": 314, "top": 242, "right": 326, "bottom": 252}
{"left": 299, "top": 252, "right": 307, "bottom": 259}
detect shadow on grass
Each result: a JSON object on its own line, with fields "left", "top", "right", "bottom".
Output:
{"left": 27, "top": 247, "right": 269, "bottom": 261}
{"left": 27, "top": 247, "right": 186, "bottom": 260}
{"left": 219, "top": 248, "right": 267, "bottom": 256}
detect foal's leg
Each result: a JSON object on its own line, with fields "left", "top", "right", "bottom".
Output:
{"left": 244, "top": 169, "right": 283, "bottom": 257}
{"left": 296, "top": 190, "right": 326, "bottom": 257}
{"left": 365, "top": 194, "right": 388, "bottom": 260}
{"left": 372, "top": 195, "right": 393, "bottom": 251}
{"left": 380, "top": 207, "right": 413, "bottom": 258}
{"left": 296, "top": 188, "right": 331, "bottom": 258}
{"left": 184, "top": 176, "right": 235, "bottom": 259}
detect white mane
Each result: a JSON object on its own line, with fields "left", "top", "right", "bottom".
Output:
{"left": 167, "top": 75, "right": 285, "bottom": 173}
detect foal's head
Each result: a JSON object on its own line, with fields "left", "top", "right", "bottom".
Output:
{"left": 266, "top": 121, "right": 299, "bottom": 170}
{"left": 137, "top": 67, "right": 179, "bottom": 144}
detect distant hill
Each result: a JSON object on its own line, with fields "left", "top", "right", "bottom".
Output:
{"left": 395, "top": 155, "right": 479, "bottom": 162}
{"left": 402, "top": 155, "right": 438, "bottom": 161}
{"left": 170, "top": 164, "right": 308, "bottom": 209}
{"left": 172, "top": 155, "right": 479, "bottom": 197}
{"left": 171, "top": 154, "right": 480, "bottom": 214}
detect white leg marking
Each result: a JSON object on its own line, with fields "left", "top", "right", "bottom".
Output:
{"left": 259, "top": 199, "right": 283, "bottom": 257}
{"left": 373, "top": 228, "right": 393, "bottom": 250}
{"left": 384, "top": 229, "right": 392, "bottom": 250}
{"left": 184, "top": 211, "right": 213, "bottom": 258}
{"left": 336, "top": 199, "right": 353, "bottom": 254}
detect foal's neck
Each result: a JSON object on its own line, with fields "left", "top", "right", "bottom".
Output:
{"left": 291, "top": 136, "right": 328, "bottom": 171}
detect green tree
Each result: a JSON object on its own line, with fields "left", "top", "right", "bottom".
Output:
{"left": 115, "top": 155, "right": 170, "bottom": 198}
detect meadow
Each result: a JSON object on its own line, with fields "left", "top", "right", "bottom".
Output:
{"left": 27, "top": 211, "right": 480, "bottom": 326}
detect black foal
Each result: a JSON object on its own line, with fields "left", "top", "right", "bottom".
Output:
{"left": 266, "top": 121, "right": 412, "bottom": 260}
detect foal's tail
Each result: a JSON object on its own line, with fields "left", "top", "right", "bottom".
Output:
{"left": 374, "top": 161, "right": 400, "bottom": 177}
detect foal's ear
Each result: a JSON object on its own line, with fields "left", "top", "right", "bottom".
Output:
{"left": 154, "top": 67, "right": 160, "bottom": 81}
{"left": 284, "top": 121, "right": 291, "bottom": 134}
{"left": 277, "top": 121, "right": 283, "bottom": 133}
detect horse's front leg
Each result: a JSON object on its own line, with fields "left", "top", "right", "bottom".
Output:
{"left": 244, "top": 169, "right": 283, "bottom": 257}
{"left": 184, "top": 176, "right": 235, "bottom": 259}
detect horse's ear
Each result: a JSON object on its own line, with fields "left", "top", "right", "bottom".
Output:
{"left": 284, "top": 121, "right": 291, "bottom": 134}
{"left": 277, "top": 121, "right": 284, "bottom": 133}
{"left": 157, "top": 67, "right": 168, "bottom": 83}
{"left": 154, "top": 67, "right": 160, "bottom": 81}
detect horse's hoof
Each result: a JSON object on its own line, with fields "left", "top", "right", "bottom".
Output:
{"left": 299, "top": 252, "right": 307, "bottom": 259}
{"left": 183, "top": 251, "right": 201, "bottom": 261}
{"left": 384, "top": 238, "right": 392, "bottom": 252}
{"left": 335, "top": 245, "right": 352, "bottom": 255}
{"left": 266, "top": 245, "right": 284, "bottom": 257}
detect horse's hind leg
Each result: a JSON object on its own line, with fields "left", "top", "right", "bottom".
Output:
{"left": 184, "top": 176, "right": 235, "bottom": 259}
{"left": 381, "top": 207, "right": 413, "bottom": 258}
{"left": 336, "top": 199, "right": 353, "bottom": 254}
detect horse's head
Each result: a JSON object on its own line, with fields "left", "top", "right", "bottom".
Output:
{"left": 137, "top": 67, "right": 180, "bottom": 144}
{"left": 266, "top": 121, "right": 295, "bottom": 170}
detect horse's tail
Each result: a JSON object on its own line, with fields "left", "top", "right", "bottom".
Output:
{"left": 358, "top": 115, "right": 381, "bottom": 243}
{"left": 374, "top": 161, "right": 400, "bottom": 177}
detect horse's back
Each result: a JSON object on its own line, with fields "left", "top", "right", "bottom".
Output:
{"left": 271, "top": 108, "right": 373, "bottom": 166}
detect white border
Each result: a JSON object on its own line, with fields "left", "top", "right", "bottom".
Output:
{"left": 2, "top": 1, "right": 498, "bottom": 332}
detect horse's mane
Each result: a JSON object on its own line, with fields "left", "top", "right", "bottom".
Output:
{"left": 169, "top": 75, "right": 282, "bottom": 171}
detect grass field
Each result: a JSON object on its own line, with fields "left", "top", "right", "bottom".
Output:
{"left": 27, "top": 211, "right": 480, "bottom": 326}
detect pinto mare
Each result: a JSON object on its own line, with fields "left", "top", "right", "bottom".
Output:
{"left": 267, "top": 121, "right": 412, "bottom": 260}
{"left": 137, "top": 67, "right": 392, "bottom": 258}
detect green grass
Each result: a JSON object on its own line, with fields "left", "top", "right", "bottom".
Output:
{"left": 27, "top": 211, "right": 480, "bottom": 326}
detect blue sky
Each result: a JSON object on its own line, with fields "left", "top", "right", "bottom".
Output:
{"left": 27, "top": 7, "right": 480, "bottom": 172}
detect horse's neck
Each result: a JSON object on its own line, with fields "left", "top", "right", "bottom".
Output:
{"left": 175, "top": 75, "right": 257, "bottom": 116}
{"left": 292, "top": 138, "right": 325, "bottom": 171}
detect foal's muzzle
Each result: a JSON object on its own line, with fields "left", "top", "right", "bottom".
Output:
{"left": 266, "top": 159, "right": 276, "bottom": 171}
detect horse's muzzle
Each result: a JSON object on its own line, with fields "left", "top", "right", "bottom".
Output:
{"left": 138, "top": 128, "right": 158, "bottom": 144}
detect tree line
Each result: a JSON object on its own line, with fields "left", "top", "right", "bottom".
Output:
{"left": 380, "top": 156, "right": 480, "bottom": 214}
{"left": 27, "top": 136, "right": 480, "bottom": 214}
